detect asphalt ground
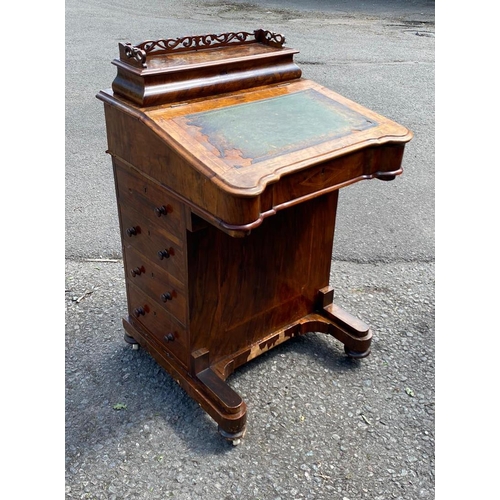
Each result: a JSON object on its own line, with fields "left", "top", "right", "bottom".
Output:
{"left": 5, "top": 0, "right": 451, "bottom": 498}
{"left": 62, "top": 1, "right": 438, "bottom": 498}
{"left": 65, "top": 259, "right": 434, "bottom": 500}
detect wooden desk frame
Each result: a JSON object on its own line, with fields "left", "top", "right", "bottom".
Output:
{"left": 97, "top": 29, "right": 412, "bottom": 443}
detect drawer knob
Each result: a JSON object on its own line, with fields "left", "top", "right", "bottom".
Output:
{"left": 126, "top": 226, "right": 139, "bottom": 237}
{"left": 157, "top": 249, "right": 170, "bottom": 260}
{"left": 155, "top": 205, "right": 168, "bottom": 217}
{"left": 130, "top": 266, "right": 144, "bottom": 277}
{"left": 161, "top": 292, "right": 173, "bottom": 302}
{"left": 164, "top": 333, "right": 175, "bottom": 342}
{"left": 134, "top": 307, "right": 146, "bottom": 317}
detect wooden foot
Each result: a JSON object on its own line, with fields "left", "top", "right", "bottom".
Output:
{"left": 195, "top": 367, "right": 247, "bottom": 438}
{"left": 316, "top": 286, "right": 372, "bottom": 356}
{"left": 316, "top": 286, "right": 372, "bottom": 359}
{"left": 122, "top": 317, "right": 247, "bottom": 440}
{"left": 320, "top": 302, "right": 372, "bottom": 357}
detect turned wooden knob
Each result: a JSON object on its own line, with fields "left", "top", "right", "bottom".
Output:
{"left": 155, "top": 205, "right": 168, "bottom": 217}
{"left": 157, "top": 249, "right": 170, "bottom": 260}
{"left": 126, "top": 226, "right": 139, "bottom": 237}
{"left": 161, "top": 292, "right": 173, "bottom": 302}
{"left": 134, "top": 307, "right": 146, "bottom": 317}
{"left": 130, "top": 266, "right": 144, "bottom": 277}
{"left": 164, "top": 333, "right": 175, "bottom": 342}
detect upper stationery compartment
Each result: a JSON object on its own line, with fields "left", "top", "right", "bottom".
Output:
{"left": 111, "top": 29, "right": 302, "bottom": 107}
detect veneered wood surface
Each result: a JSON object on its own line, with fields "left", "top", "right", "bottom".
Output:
{"left": 98, "top": 32, "right": 412, "bottom": 438}
{"left": 146, "top": 78, "right": 412, "bottom": 193}
{"left": 121, "top": 43, "right": 292, "bottom": 72}
{"left": 112, "top": 40, "right": 301, "bottom": 106}
{"left": 187, "top": 191, "right": 338, "bottom": 368}
{"left": 98, "top": 78, "right": 411, "bottom": 229}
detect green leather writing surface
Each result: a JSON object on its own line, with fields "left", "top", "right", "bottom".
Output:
{"left": 184, "top": 89, "right": 377, "bottom": 167}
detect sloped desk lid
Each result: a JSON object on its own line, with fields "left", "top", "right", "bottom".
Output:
{"left": 145, "top": 78, "right": 412, "bottom": 195}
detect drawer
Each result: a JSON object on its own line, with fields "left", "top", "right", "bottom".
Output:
{"left": 114, "top": 160, "right": 184, "bottom": 239}
{"left": 127, "top": 282, "right": 188, "bottom": 367}
{"left": 120, "top": 206, "right": 186, "bottom": 282}
{"left": 124, "top": 245, "right": 187, "bottom": 326}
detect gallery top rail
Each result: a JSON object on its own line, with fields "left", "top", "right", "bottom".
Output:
{"left": 118, "top": 30, "right": 286, "bottom": 69}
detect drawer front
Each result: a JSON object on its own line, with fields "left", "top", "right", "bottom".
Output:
{"left": 114, "top": 161, "right": 184, "bottom": 240}
{"left": 127, "top": 282, "right": 188, "bottom": 367}
{"left": 120, "top": 206, "right": 186, "bottom": 282}
{"left": 124, "top": 245, "right": 187, "bottom": 326}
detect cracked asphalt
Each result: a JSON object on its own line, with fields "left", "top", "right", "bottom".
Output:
{"left": 62, "top": 1, "right": 436, "bottom": 499}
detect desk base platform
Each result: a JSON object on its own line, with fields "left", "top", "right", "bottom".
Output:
{"left": 122, "top": 295, "right": 371, "bottom": 443}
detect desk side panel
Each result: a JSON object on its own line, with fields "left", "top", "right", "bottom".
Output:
{"left": 187, "top": 192, "right": 338, "bottom": 368}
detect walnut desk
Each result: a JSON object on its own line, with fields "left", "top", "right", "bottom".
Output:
{"left": 96, "top": 30, "right": 413, "bottom": 443}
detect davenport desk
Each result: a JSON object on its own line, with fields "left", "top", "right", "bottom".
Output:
{"left": 96, "top": 30, "right": 413, "bottom": 443}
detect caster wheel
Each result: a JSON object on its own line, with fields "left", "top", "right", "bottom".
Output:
{"left": 344, "top": 345, "right": 370, "bottom": 359}
{"left": 124, "top": 333, "right": 139, "bottom": 350}
{"left": 218, "top": 426, "right": 246, "bottom": 445}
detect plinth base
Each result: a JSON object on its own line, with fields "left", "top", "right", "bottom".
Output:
{"left": 122, "top": 300, "right": 372, "bottom": 443}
